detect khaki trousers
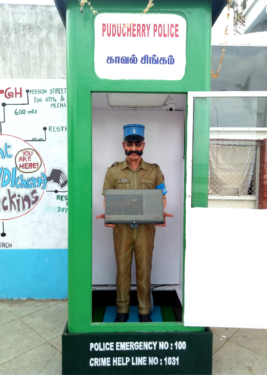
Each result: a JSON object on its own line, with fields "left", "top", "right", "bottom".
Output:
{"left": 113, "top": 223, "right": 156, "bottom": 315}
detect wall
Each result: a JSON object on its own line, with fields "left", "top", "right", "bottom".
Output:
{"left": 0, "top": 5, "right": 67, "bottom": 299}
{"left": 244, "top": 0, "right": 267, "bottom": 33}
{"left": 0, "top": 4, "right": 66, "bottom": 79}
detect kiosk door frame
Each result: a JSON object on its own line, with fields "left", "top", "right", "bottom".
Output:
{"left": 75, "top": 91, "right": 204, "bottom": 334}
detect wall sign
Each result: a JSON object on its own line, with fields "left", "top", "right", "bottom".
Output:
{"left": 0, "top": 79, "right": 67, "bottom": 249}
{"left": 95, "top": 13, "right": 187, "bottom": 81}
{"left": 0, "top": 135, "right": 46, "bottom": 220}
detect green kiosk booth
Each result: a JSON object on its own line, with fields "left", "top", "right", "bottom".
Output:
{"left": 51, "top": 0, "right": 252, "bottom": 374}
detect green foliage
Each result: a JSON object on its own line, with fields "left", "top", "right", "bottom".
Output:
{"left": 230, "top": 0, "right": 246, "bottom": 34}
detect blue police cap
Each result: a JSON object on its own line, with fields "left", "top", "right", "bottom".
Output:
{"left": 123, "top": 124, "right": 145, "bottom": 141}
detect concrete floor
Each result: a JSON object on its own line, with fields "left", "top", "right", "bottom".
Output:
{"left": 0, "top": 300, "right": 266, "bottom": 374}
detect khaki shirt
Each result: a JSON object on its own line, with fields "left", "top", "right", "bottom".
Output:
{"left": 102, "top": 158, "right": 166, "bottom": 195}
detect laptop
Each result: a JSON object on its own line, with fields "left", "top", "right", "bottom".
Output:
{"left": 105, "top": 189, "right": 164, "bottom": 227}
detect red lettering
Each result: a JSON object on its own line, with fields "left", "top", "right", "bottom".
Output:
{"left": 137, "top": 24, "right": 141, "bottom": 37}
{"left": 15, "top": 88, "right": 22, "bottom": 98}
{"left": 19, "top": 163, "right": 32, "bottom": 170}
{"left": 117, "top": 24, "right": 121, "bottom": 37}
{"left": 158, "top": 24, "right": 162, "bottom": 37}
{"left": 163, "top": 24, "right": 167, "bottom": 37}
{"left": 132, "top": 23, "right": 136, "bottom": 37}
{"left": 112, "top": 24, "right": 116, "bottom": 37}
{"left": 127, "top": 24, "right": 131, "bottom": 37}
{"left": 147, "top": 24, "right": 151, "bottom": 37}
{"left": 102, "top": 23, "right": 106, "bottom": 37}
{"left": 153, "top": 24, "right": 157, "bottom": 37}
{"left": 142, "top": 24, "right": 146, "bottom": 37}
{"left": 19, "top": 163, "right": 33, "bottom": 169}
{"left": 122, "top": 24, "right": 126, "bottom": 37}
{"left": 107, "top": 24, "right": 111, "bottom": 37}
{"left": 5, "top": 88, "right": 13, "bottom": 99}
{"left": 170, "top": 24, "right": 174, "bottom": 37}
{"left": 175, "top": 24, "right": 179, "bottom": 37}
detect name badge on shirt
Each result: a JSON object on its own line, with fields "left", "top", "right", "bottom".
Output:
{"left": 119, "top": 179, "right": 129, "bottom": 182}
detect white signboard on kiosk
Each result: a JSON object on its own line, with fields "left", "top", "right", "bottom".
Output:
{"left": 94, "top": 13, "right": 187, "bottom": 81}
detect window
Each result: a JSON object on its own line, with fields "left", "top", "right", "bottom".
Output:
{"left": 192, "top": 95, "right": 267, "bottom": 209}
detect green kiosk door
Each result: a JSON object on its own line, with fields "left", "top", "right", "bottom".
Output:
{"left": 53, "top": 1, "right": 231, "bottom": 374}
{"left": 185, "top": 91, "right": 267, "bottom": 329}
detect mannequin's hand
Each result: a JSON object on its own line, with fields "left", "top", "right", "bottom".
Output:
{"left": 156, "top": 212, "right": 174, "bottom": 227}
{"left": 96, "top": 213, "right": 115, "bottom": 227}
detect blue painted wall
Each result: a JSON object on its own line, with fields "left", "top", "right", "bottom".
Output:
{"left": 0, "top": 249, "right": 68, "bottom": 299}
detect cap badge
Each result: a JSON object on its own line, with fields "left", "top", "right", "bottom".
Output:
{"left": 132, "top": 129, "right": 136, "bottom": 134}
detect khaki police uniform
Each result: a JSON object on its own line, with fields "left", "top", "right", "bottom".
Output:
{"left": 102, "top": 158, "right": 165, "bottom": 315}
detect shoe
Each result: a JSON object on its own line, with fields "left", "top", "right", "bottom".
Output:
{"left": 139, "top": 314, "right": 152, "bottom": 322}
{"left": 114, "top": 313, "right": 129, "bottom": 322}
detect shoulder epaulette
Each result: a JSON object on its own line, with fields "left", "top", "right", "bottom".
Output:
{"left": 109, "top": 161, "right": 120, "bottom": 168}
{"left": 145, "top": 162, "right": 160, "bottom": 168}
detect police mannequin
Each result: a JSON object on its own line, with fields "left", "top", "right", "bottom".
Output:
{"left": 96, "top": 124, "right": 173, "bottom": 322}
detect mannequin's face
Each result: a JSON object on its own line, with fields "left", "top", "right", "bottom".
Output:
{"left": 122, "top": 140, "right": 145, "bottom": 162}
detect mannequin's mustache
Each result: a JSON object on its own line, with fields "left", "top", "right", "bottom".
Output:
{"left": 125, "top": 150, "right": 143, "bottom": 156}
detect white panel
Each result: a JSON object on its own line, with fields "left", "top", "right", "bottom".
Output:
{"left": 210, "top": 129, "right": 267, "bottom": 140}
{"left": 208, "top": 199, "right": 256, "bottom": 209}
{"left": 184, "top": 208, "right": 267, "bottom": 329}
{"left": 92, "top": 109, "right": 184, "bottom": 285}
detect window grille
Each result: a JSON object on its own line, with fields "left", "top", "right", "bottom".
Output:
{"left": 209, "top": 140, "right": 258, "bottom": 197}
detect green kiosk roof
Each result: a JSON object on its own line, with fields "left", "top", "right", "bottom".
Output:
{"left": 54, "top": 0, "right": 227, "bottom": 28}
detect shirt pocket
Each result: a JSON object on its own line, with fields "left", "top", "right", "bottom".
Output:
{"left": 116, "top": 179, "right": 131, "bottom": 189}
{"left": 140, "top": 179, "right": 154, "bottom": 189}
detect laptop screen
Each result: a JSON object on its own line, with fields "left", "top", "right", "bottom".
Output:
{"left": 105, "top": 189, "right": 164, "bottom": 224}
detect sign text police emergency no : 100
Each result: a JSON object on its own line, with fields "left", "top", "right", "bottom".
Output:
{"left": 95, "top": 14, "right": 186, "bottom": 81}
